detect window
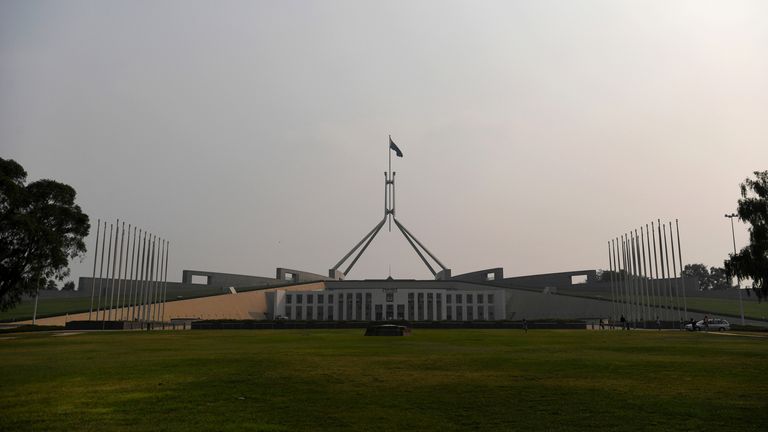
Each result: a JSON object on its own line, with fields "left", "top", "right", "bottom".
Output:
{"left": 296, "top": 306, "right": 303, "bottom": 320}
{"left": 436, "top": 293, "right": 442, "bottom": 321}
{"left": 306, "top": 306, "right": 313, "bottom": 320}
{"left": 408, "top": 293, "right": 415, "bottom": 320}
{"left": 356, "top": 293, "right": 363, "bottom": 320}
{"left": 447, "top": 294, "right": 452, "bottom": 304}
{"left": 397, "top": 304, "right": 405, "bottom": 320}
{"left": 467, "top": 294, "right": 473, "bottom": 304}
{"left": 307, "top": 295, "right": 314, "bottom": 304}
{"left": 365, "top": 293, "right": 372, "bottom": 321}
{"left": 571, "top": 274, "right": 588, "bottom": 285}
{"left": 477, "top": 294, "right": 483, "bottom": 304}
{"left": 456, "top": 306, "right": 463, "bottom": 321}
{"left": 328, "top": 294, "right": 333, "bottom": 303}
{"left": 427, "top": 293, "right": 434, "bottom": 321}
{"left": 286, "top": 294, "right": 293, "bottom": 304}
{"left": 327, "top": 306, "right": 334, "bottom": 320}
{"left": 386, "top": 292, "right": 394, "bottom": 302}
{"left": 486, "top": 272, "right": 495, "bottom": 281}
{"left": 487, "top": 294, "right": 494, "bottom": 304}
{"left": 456, "top": 294, "right": 463, "bottom": 304}
{"left": 375, "top": 304, "right": 383, "bottom": 321}
{"left": 297, "top": 294, "right": 303, "bottom": 304}
{"left": 338, "top": 294, "right": 343, "bottom": 319}
{"left": 417, "top": 293, "right": 424, "bottom": 321}
{"left": 446, "top": 306, "right": 453, "bottom": 320}
{"left": 318, "top": 294, "right": 324, "bottom": 304}
{"left": 317, "top": 306, "right": 323, "bottom": 320}
{"left": 346, "top": 294, "right": 353, "bottom": 320}
{"left": 190, "top": 275, "right": 209, "bottom": 285}
{"left": 488, "top": 306, "right": 494, "bottom": 320}
{"left": 386, "top": 304, "right": 394, "bottom": 320}
{"left": 283, "top": 272, "right": 294, "bottom": 281}
{"left": 466, "top": 306, "right": 474, "bottom": 321}
{"left": 477, "top": 306, "right": 484, "bottom": 320}
{"left": 285, "top": 306, "right": 292, "bottom": 318}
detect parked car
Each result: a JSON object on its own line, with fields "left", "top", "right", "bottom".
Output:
{"left": 685, "top": 319, "right": 730, "bottom": 332}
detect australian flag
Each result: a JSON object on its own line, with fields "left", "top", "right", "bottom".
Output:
{"left": 389, "top": 135, "right": 403, "bottom": 157}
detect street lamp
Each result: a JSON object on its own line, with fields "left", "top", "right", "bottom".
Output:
{"left": 724, "top": 213, "right": 745, "bottom": 325}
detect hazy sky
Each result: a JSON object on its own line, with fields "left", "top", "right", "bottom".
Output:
{"left": 2, "top": 0, "right": 766, "bottom": 283}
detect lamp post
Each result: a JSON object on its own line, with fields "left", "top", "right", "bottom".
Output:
{"left": 725, "top": 213, "right": 745, "bottom": 325}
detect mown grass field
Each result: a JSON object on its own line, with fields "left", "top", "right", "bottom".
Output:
{"left": 1, "top": 329, "right": 767, "bottom": 431}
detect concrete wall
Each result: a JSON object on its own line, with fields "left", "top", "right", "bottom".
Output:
{"left": 181, "top": 270, "right": 277, "bottom": 287}
{"left": 503, "top": 270, "right": 598, "bottom": 288}
{"left": 25, "top": 282, "right": 327, "bottom": 326}
{"left": 275, "top": 268, "right": 330, "bottom": 283}
{"left": 451, "top": 268, "right": 504, "bottom": 283}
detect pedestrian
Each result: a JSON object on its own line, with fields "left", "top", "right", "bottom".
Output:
{"left": 620, "top": 314, "right": 627, "bottom": 330}
{"left": 689, "top": 318, "right": 696, "bottom": 331}
{"left": 656, "top": 316, "right": 661, "bottom": 331}
{"left": 522, "top": 318, "right": 528, "bottom": 333}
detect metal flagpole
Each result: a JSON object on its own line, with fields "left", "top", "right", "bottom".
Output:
{"left": 126, "top": 226, "right": 137, "bottom": 320}
{"left": 651, "top": 221, "right": 662, "bottom": 324}
{"left": 635, "top": 229, "right": 644, "bottom": 326}
{"left": 119, "top": 224, "right": 130, "bottom": 320}
{"left": 115, "top": 222, "right": 126, "bottom": 321}
{"left": 669, "top": 221, "right": 681, "bottom": 327}
{"left": 88, "top": 219, "right": 101, "bottom": 320}
{"left": 630, "top": 233, "right": 636, "bottom": 323}
{"left": 162, "top": 241, "right": 169, "bottom": 323}
{"left": 143, "top": 236, "right": 153, "bottom": 322}
{"left": 656, "top": 220, "right": 668, "bottom": 322}
{"left": 147, "top": 236, "right": 156, "bottom": 322}
{"left": 136, "top": 232, "right": 148, "bottom": 321}
{"left": 107, "top": 220, "right": 120, "bottom": 321}
{"left": 131, "top": 231, "right": 141, "bottom": 321}
{"left": 154, "top": 239, "right": 164, "bottom": 322}
{"left": 621, "top": 234, "right": 629, "bottom": 320}
{"left": 633, "top": 231, "right": 642, "bottom": 326}
{"left": 646, "top": 223, "right": 657, "bottom": 319}
{"left": 676, "top": 219, "right": 688, "bottom": 320}
{"left": 101, "top": 223, "right": 114, "bottom": 323}
{"left": 633, "top": 231, "right": 642, "bottom": 325}
{"left": 608, "top": 241, "right": 616, "bottom": 325}
{"left": 662, "top": 223, "right": 678, "bottom": 323}
{"left": 613, "top": 238, "right": 621, "bottom": 326}
{"left": 640, "top": 226, "right": 650, "bottom": 325}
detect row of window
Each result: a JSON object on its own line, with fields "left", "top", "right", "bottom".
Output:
{"left": 286, "top": 292, "right": 496, "bottom": 306}
{"left": 283, "top": 304, "right": 496, "bottom": 321}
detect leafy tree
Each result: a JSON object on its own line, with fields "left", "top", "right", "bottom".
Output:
{"left": 0, "top": 158, "right": 89, "bottom": 310}
{"left": 44, "top": 280, "right": 58, "bottom": 291}
{"left": 724, "top": 171, "right": 768, "bottom": 299}
{"left": 62, "top": 281, "right": 75, "bottom": 291}
{"left": 707, "top": 266, "right": 732, "bottom": 290}
{"left": 681, "top": 263, "right": 708, "bottom": 284}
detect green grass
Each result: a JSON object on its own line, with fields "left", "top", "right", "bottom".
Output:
{"left": 568, "top": 291, "right": 768, "bottom": 320}
{"left": 1, "top": 330, "right": 766, "bottom": 431}
{"left": 0, "top": 296, "right": 94, "bottom": 322}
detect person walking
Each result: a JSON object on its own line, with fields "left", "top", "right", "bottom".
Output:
{"left": 656, "top": 316, "right": 661, "bottom": 331}
{"left": 620, "top": 314, "right": 627, "bottom": 330}
{"left": 522, "top": 318, "right": 528, "bottom": 333}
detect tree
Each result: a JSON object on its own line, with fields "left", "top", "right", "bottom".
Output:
{"left": 681, "top": 263, "right": 708, "bottom": 284}
{"left": 0, "top": 158, "right": 90, "bottom": 310}
{"left": 724, "top": 171, "right": 768, "bottom": 299}
{"left": 62, "top": 281, "right": 75, "bottom": 291}
{"left": 44, "top": 280, "right": 58, "bottom": 291}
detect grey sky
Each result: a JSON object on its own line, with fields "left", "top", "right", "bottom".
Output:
{"left": 2, "top": 0, "right": 766, "bottom": 283}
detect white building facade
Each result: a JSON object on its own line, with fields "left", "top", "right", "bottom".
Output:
{"left": 271, "top": 286, "right": 505, "bottom": 321}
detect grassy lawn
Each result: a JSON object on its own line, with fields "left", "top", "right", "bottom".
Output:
{"left": 0, "top": 296, "right": 94, "bottom": 322}
{"left": 567, "top": 291, "right": 768, "bottom": 320}
{"left": 1, "top": 330, "right": 766, "bottom": 431}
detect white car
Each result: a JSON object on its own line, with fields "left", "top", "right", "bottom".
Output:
{"left": 685, "top": 319, "right": 730, "bottom": 332}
